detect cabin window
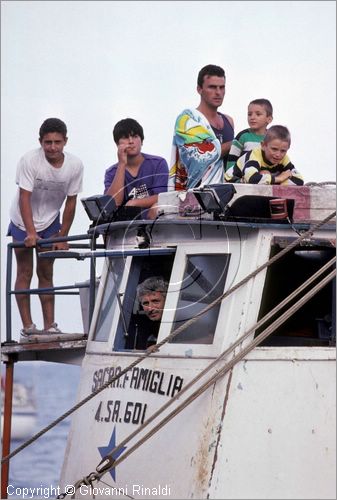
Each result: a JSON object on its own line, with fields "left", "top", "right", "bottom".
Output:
{"left": 256, "top": 243, "right": 336, "bottom": 347}
{"left": 113, "top": 254, "right": 175, "bottom": 351}
{"left": 169, "top": 254, "right": 230, "bottom": 344}
{"left": 92, "top": 258, "right": 125, "bottom": 342}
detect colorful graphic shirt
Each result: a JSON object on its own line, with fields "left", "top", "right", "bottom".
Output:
{"left": 104, "top": 153, "right": 168, "bottom": 202}
{"left": 168, "top": 108, "right": 222, "bottom": 191}
{"left": 224, "top": 146, "right": 304, "bottom": 185}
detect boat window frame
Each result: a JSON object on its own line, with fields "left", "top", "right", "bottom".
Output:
{"left": 167, "top": 253, "right": 231, "bottom": 345}
{"left": 256, "top": 240, "right": 336, "bottom": 347}
{"left": 91, "top": 257, "right": 127, "bottom": 343}
{"left": 158, "top": 242, "right": 241, "bottom": 357}
{"left": 86, "top": 229, "right": 247, "bottom": 356}
{"left": 86, "top": 247, "right": 177, "bottom": 353}
{"left": 113, "top": 251, "right": 176, "bottom": 351}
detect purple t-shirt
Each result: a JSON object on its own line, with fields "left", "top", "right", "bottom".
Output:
{"left": 104, "top": 153, "right": 168, "bottom": 202}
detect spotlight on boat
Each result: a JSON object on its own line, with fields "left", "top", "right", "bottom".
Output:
{"left": 81, "top": 194, "right": 118, "bottom": 225}
{"left": 193, "top": 184, "right": 236, "bottom": 217}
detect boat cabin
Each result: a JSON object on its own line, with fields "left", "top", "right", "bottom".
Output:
{"left": 58, "top": 184, "right": 336, "bottom": 499}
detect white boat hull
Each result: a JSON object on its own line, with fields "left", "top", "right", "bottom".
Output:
{"left": 60, "top": 347, "right": 336, "bottom": 499}
{"left": 1, "top": 382, "right": 37, "bottom": 441}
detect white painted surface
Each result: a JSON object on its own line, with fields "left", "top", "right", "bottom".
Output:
{"left": 60, "top": 351, "right": 336, "bottom": 499}
{"left": 60, "top": 195, "right": 336, "bottom": 498}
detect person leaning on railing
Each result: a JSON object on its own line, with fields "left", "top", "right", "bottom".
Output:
{"left": 7, "top": 117, "right": 84, "bottom": 341}
{"left": 224, "top": 125, "right": 304, "bottom": 185}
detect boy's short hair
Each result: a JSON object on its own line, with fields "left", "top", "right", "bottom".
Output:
{"left": 39, "top": 118, "right": 67, "bottom": 140}
{"left": 137, "top": 276, "right": 168, "bottom": 301}
{"left": 264, "top": 125, "right": 291, "bottom": 146}
{"left": 197, "top": 64, "right": 225, "bottom": 87}
{"left": 249, "top": 99, "right": 273, "bottom": 117}
{"left": 113, "top": 118, "right": 144, "bottom": 144}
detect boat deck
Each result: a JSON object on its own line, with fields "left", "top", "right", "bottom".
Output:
{"left": 1, "top": 335, "right": 87, "bottom": 364}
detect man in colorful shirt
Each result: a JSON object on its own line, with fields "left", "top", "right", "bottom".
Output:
{"left": 169, "top": 64, "right": 234, "bottom": 191}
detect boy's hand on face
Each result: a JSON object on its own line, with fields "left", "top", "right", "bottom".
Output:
{"left": 117, "top": 141, "right": 132, "bottom": 165}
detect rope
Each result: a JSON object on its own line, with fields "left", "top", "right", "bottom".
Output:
{"left": 305, "top": 181, "right": 336, "bottom": 187}
{"left": 2, "top": 210, "right": 335, "bottom": 466}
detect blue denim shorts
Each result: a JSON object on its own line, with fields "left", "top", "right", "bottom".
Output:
{"left": 7, "top": 216, "right": 61, "bottom": 243}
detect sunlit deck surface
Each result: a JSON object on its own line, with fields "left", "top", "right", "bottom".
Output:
{"left": 1, "top": 334, "right": 87, "bottom": 364}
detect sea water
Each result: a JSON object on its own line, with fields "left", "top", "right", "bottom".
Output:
{"left": 4, "top": 362, "right": 81, "bottom": 500}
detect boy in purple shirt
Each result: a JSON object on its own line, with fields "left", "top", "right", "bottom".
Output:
{"left": 104, "top": 118, "right": 168, "bottom": 219}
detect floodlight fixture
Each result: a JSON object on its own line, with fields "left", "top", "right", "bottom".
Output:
{"left": 193, "top": 184, "right": 236, "bottom": 216}
{"left": 81, "top": 194, "right": 145, "bottom": 226}
{"left": 81, "top": 194, "right": 118, "bottom": 224}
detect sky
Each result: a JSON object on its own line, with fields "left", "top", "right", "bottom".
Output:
{"left": 1, "top": 0, "right": 336, "bottom": 340}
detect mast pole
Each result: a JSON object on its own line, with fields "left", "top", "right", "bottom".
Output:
{"left": 1, "top": 359, "right": 14, "bottom": 499}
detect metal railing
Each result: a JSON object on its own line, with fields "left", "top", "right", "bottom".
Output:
{"left": 5, "top": 233, "right": 104, "bottom": 343}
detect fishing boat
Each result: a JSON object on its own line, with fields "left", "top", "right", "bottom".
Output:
{"left": 1, "top": 182, "right": 336, "bottom": 499}
{"left": 1, "top": 382, "right": 37, "bottom": 441}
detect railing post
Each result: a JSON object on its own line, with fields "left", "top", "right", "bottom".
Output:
{"left": 1, "top": 359, "right": 14, "bottom": 498}
{"left": 5, "top": 245, "right": 13, "bottom": 343}
{"left": 89, "top": 234, "right": 97, "bottom": 331}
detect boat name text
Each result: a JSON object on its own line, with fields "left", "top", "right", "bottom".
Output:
{"left": 94, "top": 399, "right": 148, "bottom": 425}
{"left": 92, "top": 366, "right": 184, "bottom": 398}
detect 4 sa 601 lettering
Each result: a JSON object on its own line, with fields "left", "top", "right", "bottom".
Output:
{"left": 95, "top": 400, "right": 147, "bottom": 425}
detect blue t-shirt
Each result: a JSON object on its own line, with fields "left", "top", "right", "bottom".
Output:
{"left": 104, "top": 153, "right": 168, "bottom": 203}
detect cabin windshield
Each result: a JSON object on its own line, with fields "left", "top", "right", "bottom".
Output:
{"left": 169, "top": 254, "right": 230, "bottom": 344}
{"left": 95, "top": 248, "right": 231, "bottom": 351}
{"left": 92, "top": 259, "right": 125, "bottom": 342}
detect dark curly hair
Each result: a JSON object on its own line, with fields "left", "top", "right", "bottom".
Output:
{"left": 39, "top": 118, "right": 67, "bottom": 140}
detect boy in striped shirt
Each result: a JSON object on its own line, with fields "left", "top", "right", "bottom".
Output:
{"left": 225, "top": 125, "right": 304, "bottom": 185}
{"left": 226, "top": 98, "right": 273, "bottom": 172}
